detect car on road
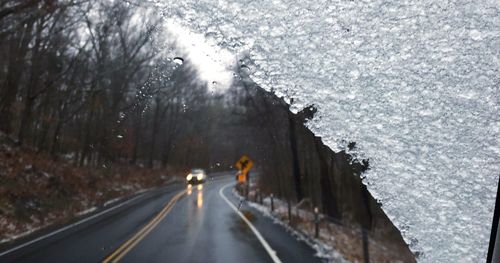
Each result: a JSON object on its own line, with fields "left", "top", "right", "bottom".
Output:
{"left": 186, "top": 169, "right": 207, "bottom": 184}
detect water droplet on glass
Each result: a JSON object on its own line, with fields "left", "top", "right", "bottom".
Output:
{"left": 173, "top": 57, "right": 184, "bottom": 65}
{"left": 240, "top": 65, "right": 250, "bottom": 75}
{"left": 117, "top": 135, "right": 123, "bottom": 139}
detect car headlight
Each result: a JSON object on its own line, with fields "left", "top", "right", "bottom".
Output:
{"left": 196, "top": 174, "right": 203, "bottom": 180}
{"left": 186, "top": 173, "right": 193, "bottom": 180}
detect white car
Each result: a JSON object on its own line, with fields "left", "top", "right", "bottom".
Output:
{"left": 186, "top": 169, "right": 207, "bottom": 184}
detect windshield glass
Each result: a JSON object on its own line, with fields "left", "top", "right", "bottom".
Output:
{"left": 0, "top": 1, "right": 497, "bottom": 263}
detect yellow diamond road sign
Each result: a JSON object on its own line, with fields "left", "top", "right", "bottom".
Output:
{"left": 235, "top": 155, "right": 253, "bottom": 174}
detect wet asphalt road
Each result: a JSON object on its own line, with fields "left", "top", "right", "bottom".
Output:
{"left": 0, "top": 173, "right": 322, "bottom": 263}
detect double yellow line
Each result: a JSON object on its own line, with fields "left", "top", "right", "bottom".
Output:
{"left": 102, "top": 190, "right": 186, "bottom": 263}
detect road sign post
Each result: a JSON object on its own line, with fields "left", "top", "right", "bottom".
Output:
{"left": 314, "top": 207, "right": 319, "bottom": 238}
{"left": 235, "top": 155, "right": 254, "bottom": 199}
{"left": 270, "top": 193, "right": 274, "bottom": 212}
{"left": 246, "top": 171, "right": 250, "bottom": 199}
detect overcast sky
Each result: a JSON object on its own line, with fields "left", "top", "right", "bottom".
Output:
{"left": 165, "top": 19, "right": 235, "bottom": 94}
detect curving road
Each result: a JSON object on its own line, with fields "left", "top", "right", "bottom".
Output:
{"left": 0, "top": 173, "right": 322, "bottom": 263}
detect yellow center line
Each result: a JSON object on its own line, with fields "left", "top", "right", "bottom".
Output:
{"left": 102, "top": 190, "right": 186, "bottom": 263}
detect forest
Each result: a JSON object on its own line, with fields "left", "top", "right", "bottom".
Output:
{"left": 0, "top": 1, "right": 414, "bottom": 261}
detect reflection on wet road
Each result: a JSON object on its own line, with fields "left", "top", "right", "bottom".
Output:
{"left": 186, "top": 184, "right": 204, "bottom": 210}
{"left": 197, "top": 184, "right": 203, "bottom": 208}
{"left": 121, "top": 177, "right": 273, "bottom": 263}
{"left": 0, "top": 174, "right": 321, "bottom": 263}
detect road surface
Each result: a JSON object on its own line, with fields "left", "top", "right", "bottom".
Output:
{"left": 0, "top": 174, "right": 323, "bottom": 263}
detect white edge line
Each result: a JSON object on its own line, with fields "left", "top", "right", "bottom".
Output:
{"left": 219, "top": 183, "right": 282, "bottom": 263}
{"left": 0, "top": 194, "right": 144, "bottom": 257}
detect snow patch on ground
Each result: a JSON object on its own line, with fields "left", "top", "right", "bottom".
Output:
{"left": 0, "top": 225, "right": 45, "bottom": 244}
{"left": 76, "top": 207, "right": 97, "bottom": 217}
{"left": 104, "top": 197, "right": 123, "bottom": 207}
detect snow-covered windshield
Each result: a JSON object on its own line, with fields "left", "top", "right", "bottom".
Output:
{"left": 152, "top": 0, "right": 499, "bottom": 262}
{"left": 0, "top": 0, "right": 498, "bottom": 262}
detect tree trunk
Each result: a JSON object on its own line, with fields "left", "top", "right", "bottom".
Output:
{"left": 315, "top": 137, "right": 341, "bottom": 219}
{"left": 131, "top": 114, "right": 141, "bottom": 165}
{"left": 0, "top": 21, "right": 33, "bottom": 134}
{"left": 17, "top": 17, "right": 44, "bottom": 145}
{"left": 17, "top": 96, "right": 35, "bottom": 145}
{"left": 288, "top": 110, "right": 303, "bottom": 201}
{"left": 79, "top": 98, "right": 96, "bottom": 167}
{"left": 148, "top": 97, "right": 161, "bottom": 168}
{"left": 50, "top": 118, "right": 63, "bottom": 156}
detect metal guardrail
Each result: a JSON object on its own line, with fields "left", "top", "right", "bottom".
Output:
{"left": 246, "top": 187, "right": 371, "bottom": 263}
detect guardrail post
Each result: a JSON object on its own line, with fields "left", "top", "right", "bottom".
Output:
{"left": 314, "top": 207, "right": 319, "bottom": 238}
{"left": 288, "top": 200, "right": 292, "bottom": 225}
{"left": 270, "top": 193, "right": 274, "bottom": 212}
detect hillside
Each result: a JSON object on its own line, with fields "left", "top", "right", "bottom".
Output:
{"left": 0, "top": 132, "right": 178, "bottom": 244}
